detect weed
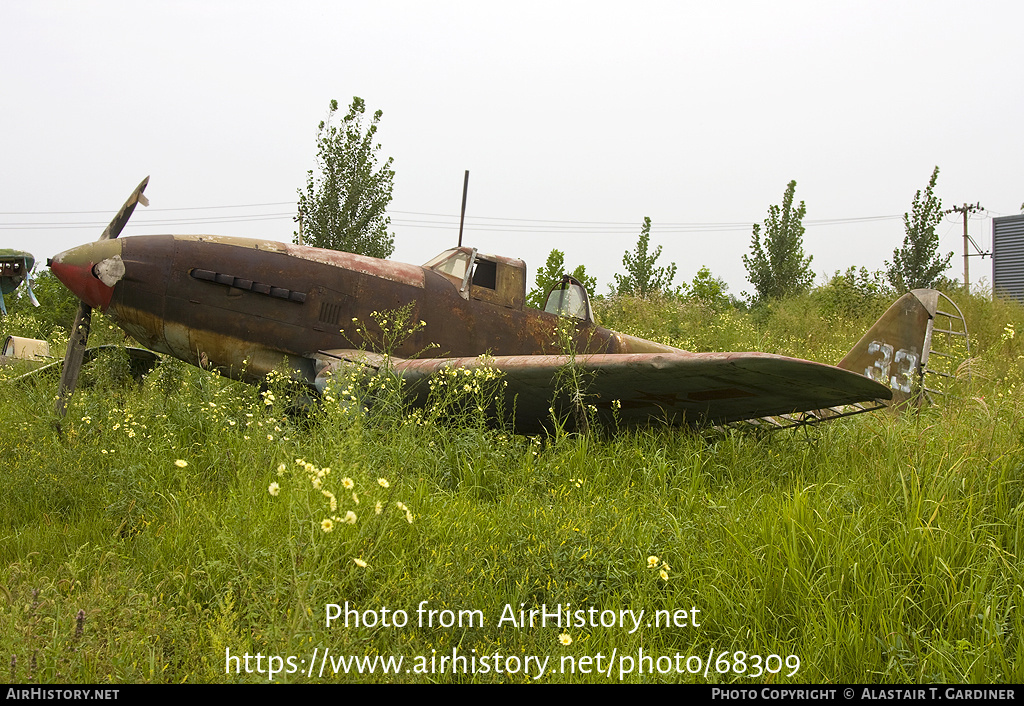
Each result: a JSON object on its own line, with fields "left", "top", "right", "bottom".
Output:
{"left": 1, "top": 292, "right": 1022, "bottom": 682}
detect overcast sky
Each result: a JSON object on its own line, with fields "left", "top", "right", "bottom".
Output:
{"left": 2, "top": 1, "right": 1021, "bottom": 297}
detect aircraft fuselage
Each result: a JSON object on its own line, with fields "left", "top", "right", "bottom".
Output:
{"left": 50, "top": 234, "right": 673, "bottom": 384}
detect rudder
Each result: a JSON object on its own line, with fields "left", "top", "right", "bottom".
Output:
{"left": 837, "top": 289, "right": 969, "bottom": 405}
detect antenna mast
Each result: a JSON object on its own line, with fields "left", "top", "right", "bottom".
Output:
{"left": 457, "top": 170, "right": 469, "bottom": 247}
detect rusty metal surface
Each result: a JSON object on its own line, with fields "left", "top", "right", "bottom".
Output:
{"left": 55, "top": 234, "right": 647, "bottom": 383}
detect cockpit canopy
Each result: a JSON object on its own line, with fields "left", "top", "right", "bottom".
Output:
{"left": 423, "top": 247, "right": 473, "bottom": 284}
{"left": 543, "top": 275, "right": 594, "bottom": 323}
{"left": 424, "top": 247, "right": 526, "bottom": 309}
{"left": 423, "top": 247, "right": 594, "bottom": 324}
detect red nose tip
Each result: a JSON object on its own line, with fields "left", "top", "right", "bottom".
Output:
{"left": 49, "top": 240, "right": 124, "bottom": 311}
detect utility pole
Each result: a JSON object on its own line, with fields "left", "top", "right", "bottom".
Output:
{"left": 946, "top": 202, "right": 984, "bottom": 287}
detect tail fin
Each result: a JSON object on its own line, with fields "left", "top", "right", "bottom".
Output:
{"left": 837, "top": 289, "right": 969, "bottom": 405}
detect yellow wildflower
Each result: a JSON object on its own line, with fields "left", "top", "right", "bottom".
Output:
{"left": 175, "top": 459, "right": 188, "bottom": 468}
{"left": 323, "top": 490, "right": 337, "bottom": 511}
{"left": 559, "top": 634, "right": 572, "bottom": 646}
{"left": 353, "top": 558, "right": 367, "bottom": 568}
{"left": 268, "top": 482, "right": 280, "bottom": 496}
{"left": 321, "top": 519, "right": 334, "bottom": 533}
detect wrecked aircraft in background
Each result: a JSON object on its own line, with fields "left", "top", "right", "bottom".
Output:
{"left": 0, "top": 249, "right": 40, "bottom": 316}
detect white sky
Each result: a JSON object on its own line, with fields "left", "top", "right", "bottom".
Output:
{"left": 2, "top": 1, "right": 1021, "bottom": 296}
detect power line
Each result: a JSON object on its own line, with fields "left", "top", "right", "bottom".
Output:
{"left": 0, "top": 213, "right": 295, "bottom": 230}
{"left": 0, "top": 200, "right": 901, "bottom": 227}
{"left": 0, "top": 203, "right": 904, "bottom": 234}
{"left": 392, "top": 210, "right": 902, "bottom": 228}
{"left": 0, "top": 201, "right": 295, "bottom": 215}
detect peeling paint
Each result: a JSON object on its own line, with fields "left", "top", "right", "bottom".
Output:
{"left": 94, "top": 255, "right": 125, "bottom": 288}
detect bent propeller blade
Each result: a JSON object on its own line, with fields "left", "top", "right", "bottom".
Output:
{"left": 54, "top": 302, "right": 91, "bottom": 421}
{"left": 99, "top": 176, "right": 150, "bottom": 241}
{"left": 54, "top": 178, "right": 150, "bottom": 422}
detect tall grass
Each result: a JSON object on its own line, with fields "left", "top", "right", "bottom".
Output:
{"left": 1, "top": 289, "right": 1022, "bottom": 683}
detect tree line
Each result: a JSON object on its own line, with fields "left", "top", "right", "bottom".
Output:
{"left": 294, "top": 97, "right": 954, "bottom": 311}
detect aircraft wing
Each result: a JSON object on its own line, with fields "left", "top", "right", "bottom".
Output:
{"left": 319, "top": 350, "right": 893, "bottom": 434}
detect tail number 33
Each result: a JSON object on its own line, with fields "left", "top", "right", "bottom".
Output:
{"left": 864, "top": 341, "right": 919, "bottom": 394}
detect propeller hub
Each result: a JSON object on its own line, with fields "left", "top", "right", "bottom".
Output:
{"left": 50, "top": 239, "right": 124, "bottom": 311}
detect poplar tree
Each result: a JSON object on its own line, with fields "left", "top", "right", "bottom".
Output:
{"left": 296, "top": 98, "right": 395, "bottom": 258}
{"left": 743, "top": 180, "right": 813, "bottom": 303}
{"left": 613, "top": 217, "right": 677, "bottom": 298}
{"left": 885, "top": 166, "right": 951, "bottom": 291}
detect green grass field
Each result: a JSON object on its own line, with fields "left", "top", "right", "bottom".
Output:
{"left": 1, "top": 289, "right": 1022, "bottom": 683}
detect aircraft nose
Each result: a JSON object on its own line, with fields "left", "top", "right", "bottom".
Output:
{"left": 49, "top": 239, "right": 125, "bottom": 311}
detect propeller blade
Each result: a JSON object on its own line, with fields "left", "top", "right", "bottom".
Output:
{"left": 99, "top": 176, "right": 150, "bottom": 241}
{"left": 55, "top": 302, "right": 91, "bottom": 420}
{"left": 54, "top": 177, "right": 150, "bottom": 422}
{"left": 24, "top": 274, "right": 40, "bottom": 307}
